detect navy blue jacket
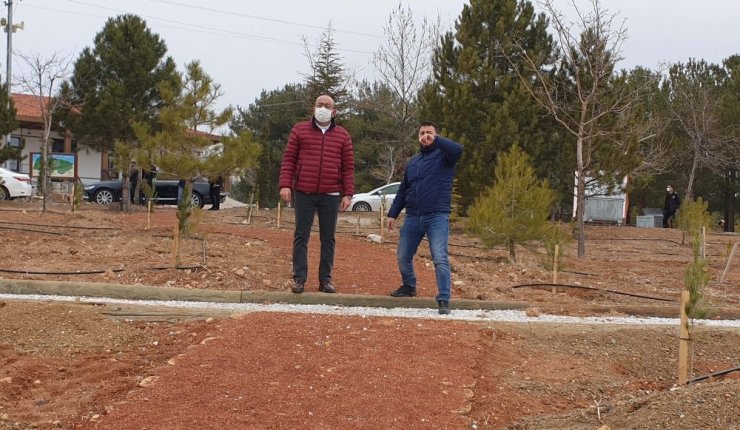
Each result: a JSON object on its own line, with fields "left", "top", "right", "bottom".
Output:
{"left": 387, "top": 136, "right": 463, "bottom": 218}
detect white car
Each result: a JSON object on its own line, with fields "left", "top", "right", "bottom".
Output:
{"left": 0, "top": 167, "right": 33, "bottom": 200}
{"left": 351, "top": 182, "right": 400, "bottom": 212}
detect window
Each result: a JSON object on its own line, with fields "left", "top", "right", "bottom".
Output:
{"left": 51, "top": 139, "right": 65, "bottom": 153}
{"left": 6, "top": 135, "right": 21, "bottom": 171}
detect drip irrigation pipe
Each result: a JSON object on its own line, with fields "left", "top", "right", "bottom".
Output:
{"left": 0, "top": 267, "right": 124, "bottom": 275}
{"left": 512, "top": 283, "right": 676, "bottom": 302}
{"left": 688, "top": 365, "right": 740, "bottom": 384}
{"left": 0, "top": 221, "right": 120, "bottom": 230}
{"left": 0, "top": 226, "right": 62, "bottom": 235}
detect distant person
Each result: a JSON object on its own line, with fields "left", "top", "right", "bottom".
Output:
{"left": 386, "top": 121, "right": 463, "bottom": 315}
{"left": 278, "top": 94, "right": 355, "bottom": 294}
{"left": 177, "top": 179, "right": 186, "bottom": 206}
{"left": 663, "top": 184, "right": 681, "bottom": 228}
{"left": 128, "top": 160, "right": 140, "bottom": 204}
{"left": 208, "top": 175, "right": 223, "bottom": 211}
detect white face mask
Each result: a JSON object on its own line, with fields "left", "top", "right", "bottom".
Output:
{"left": 314, "top": 107, "right": 333, "bottom": 123}
{"left": 666, "top": 188, "right": 672, "bottom": 192}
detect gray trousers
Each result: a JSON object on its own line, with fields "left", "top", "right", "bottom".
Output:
{"left": 292, "top": 191, "right": 341, "bottom": 283}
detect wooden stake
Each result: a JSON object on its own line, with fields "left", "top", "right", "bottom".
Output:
{"left": 720, "top": 242, "right": 738, "bottom": 284}
{"left": 702, "top": 226, "right": 706, "bottom": 259}
{"left": 147, "top": 200, "right": 152, "bottom": 230}
{"left": 246, "top": 191, "right": 254, "bottom": 224}
{"left": 678, "top": 290, "right": 691, "bottom": 385}
{"left": 356, "top": 211, "right": 360, "bottom": 235}
{"left": 552, "top": 244, "right": 559, "bottom": 293}
{"left": 277, "top": 200, "right": 281, "bottom": 229}
{"left": 379, "top": 198, "right": 384, "bottom": 238}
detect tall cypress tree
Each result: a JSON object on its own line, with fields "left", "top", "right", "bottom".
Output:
{"left": 419, "top": 0, "right": 559, "bottom": 208}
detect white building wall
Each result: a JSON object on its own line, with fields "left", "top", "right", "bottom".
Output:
{"left": 13, "top": 128, "right": 103, "bottom": 185}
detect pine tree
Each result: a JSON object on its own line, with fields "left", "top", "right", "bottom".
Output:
{"left": 135, "top": 61, "right": 261, "bottom": 236}
{"left": 467, "top": 145, "right": 555, "bottom": 262}
{"left": 0, "top": 84, "right": 20, "bottom": 165}
{"left": 419, "top": 0, "right": 560, "bottom": 208}
{"left": 63, "top": 14, "right": 179, "bottom": 211}
{"left": 230, "top": 84, "right": 309, "bottom": 206}
{"left": 304, "top": 24, "right": 350, "bottom": 106}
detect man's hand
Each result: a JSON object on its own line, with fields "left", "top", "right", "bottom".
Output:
{"left": 340, "top": 196, "right": 351, "bottom": 211}
{"left": 387, "top": 217, "right": 396, "bottom": 231}
{"left": 279, "top": 187, "right": 292, "bottom": 203}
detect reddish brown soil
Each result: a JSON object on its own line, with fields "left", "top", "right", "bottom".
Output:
{"left": 0, "top": 200, "right": 738, "bottom": 429}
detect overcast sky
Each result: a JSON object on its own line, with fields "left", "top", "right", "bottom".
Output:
{"left": 7, "top": 0, "right": 740, "bottom": 116}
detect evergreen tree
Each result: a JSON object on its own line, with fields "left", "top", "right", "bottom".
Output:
{"left": 64, "top": 14, "right": 179, "bottom": 210}
{"left": 0, "top": 84, "right": 20, "bottom": 166}
{"left": 304, "top": 24, "right": 351, "bottom": 106}
{"left": 230, "top": 84, "right": 309, "bottom": 206}
{"left": 419, "top": 0, "right": 559, "bottom": 209}
{"left": 135, "top": 61, "right": 261, "bottom": 234}
{"left": 467, "top": 145, "right": 555, "bottom": 262}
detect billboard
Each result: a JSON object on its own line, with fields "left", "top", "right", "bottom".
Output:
{"left": 31, "top": 153, "right": 76, "bottom": 179}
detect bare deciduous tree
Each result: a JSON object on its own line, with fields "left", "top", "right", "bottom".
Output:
{"left": 16, "top": 51, "right": 72, "bottom": 212}
{"left": 507, "top": 0, "right": 657, "bottom": 258}
{"left": 664, "top": 59, "right": 736, "bottom": 201}
{"left": 364, "top": 3, "right": 439, "bottom": 182}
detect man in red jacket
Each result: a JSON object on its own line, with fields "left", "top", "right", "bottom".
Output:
{"left": 279, "top": 95, "right": 354, "bottom": 294}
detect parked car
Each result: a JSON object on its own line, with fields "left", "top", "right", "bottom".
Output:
{"left": 0, "top": 167, "right": 33, "bottom": 200}
{"left": 84, "top": 178, "right": 224, "bottom": 208}
{"left": 350, "top": 182, "right": 400, "bottom": 211}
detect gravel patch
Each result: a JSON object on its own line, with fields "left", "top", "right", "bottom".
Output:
{"left": 3, "top": 293, "right": 740, "bottom": 328}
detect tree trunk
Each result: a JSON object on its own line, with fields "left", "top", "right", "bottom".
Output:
{"left": 508, "top": 238, "right": 516, "bottom": 263}
{"left": 725, "top": 169, "right": 736, "bottom": 232}
{"left": 685, "top": 143, "right": 700, "bottom": 202}
{"left": 122, "top": 176, "right": 132, "bottom": 212}
{"left": 41, "top": 140, "right": 48, "bottom": 213}
{"left": 576, "top": 135, "right": 586, "bottom": 259}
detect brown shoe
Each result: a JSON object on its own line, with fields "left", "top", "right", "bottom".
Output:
{"left": 318, "top": 280, "right": 337, "bottom": 294}
{"left": 292, "top": 280, "right": 305, "bottom": 294}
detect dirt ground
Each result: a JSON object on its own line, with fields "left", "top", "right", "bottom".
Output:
{"left": 0, "top": 200, "right": 739, "bottom": 429}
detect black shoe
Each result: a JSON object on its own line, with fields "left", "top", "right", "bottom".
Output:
{"left": 437, "top": 300, "right": 451, "bottom": 315}
{"left": 390, "top": 285, "right": 416, "bottom": 297}
{"left": 291, "top": 280, "right": 305, "bottom": 294}
{"left": 318, "top": 280, "right": 337, "bottom": 293}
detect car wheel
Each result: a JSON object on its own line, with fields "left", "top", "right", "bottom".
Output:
{"left": 191, "top": 192, "right": 204, "bottom": 208}
{"left": 353, "top": 201, "right": 371, "bottom": 211}
{"left": 0, "top": 186, "right": 8, "bottom": 200}
{"left": 93, "top": 188, "right": 115, "bottom": 205}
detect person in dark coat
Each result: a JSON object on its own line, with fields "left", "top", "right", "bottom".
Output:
{"left": 128, "top": 161, "right": 140, "bottom": 204}
{"left": 208, "top": 175, "right": 223, "bottom": 210}
{"left": 386, "top": 121, "right": 463, "bottom": 315}
{"left": 278, "top": 94, "right": 355, "bottom": 295}
{"left": 663, "top": 184, "right": 681, "bottom": 228}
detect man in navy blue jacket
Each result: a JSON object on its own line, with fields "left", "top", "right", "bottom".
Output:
{"left": 386, "top": 121, "right": 463, "bottom": 314}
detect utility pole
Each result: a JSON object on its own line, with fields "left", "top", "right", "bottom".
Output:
{"left": 3, "top": 0, "right": 12, "bottom": 149}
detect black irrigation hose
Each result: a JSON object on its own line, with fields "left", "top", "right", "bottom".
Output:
{"left": 688, "top": 365, "right": 740, "bottom": 384}
{"left": 0, "top": 267, "right": 124, "bottom": 275}
{"left": 0, "top": 226, "right": 62, "bottom": 235}
{"left": 512, "top": 283, "right": 677, "bottom": 302}
{"left": 145, "top": 265, "right": 205, "bottom": 271}
{"left": 0, "top": 221, "right": 120, "bottom": 230}
{"left": 560, "top": 269, "right": 599, "bottom": 277}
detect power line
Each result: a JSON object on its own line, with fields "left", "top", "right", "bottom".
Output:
{"left": 36, "top": 0, "right": 376, "bottom": 54}
{"left": 147, "top": 0, "right": 384, "bottom": 39}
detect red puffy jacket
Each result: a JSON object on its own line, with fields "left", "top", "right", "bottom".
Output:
{"left": 279, "top": 119, "right": 354, "bottom": 196}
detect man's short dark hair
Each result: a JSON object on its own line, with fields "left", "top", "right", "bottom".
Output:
{"left": 419, "top": 120, "right": 439, "bottom": 133}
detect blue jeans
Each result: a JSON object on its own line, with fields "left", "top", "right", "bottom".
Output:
{"left": 396, "top": 213, "right": 451, "bottom": 302}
